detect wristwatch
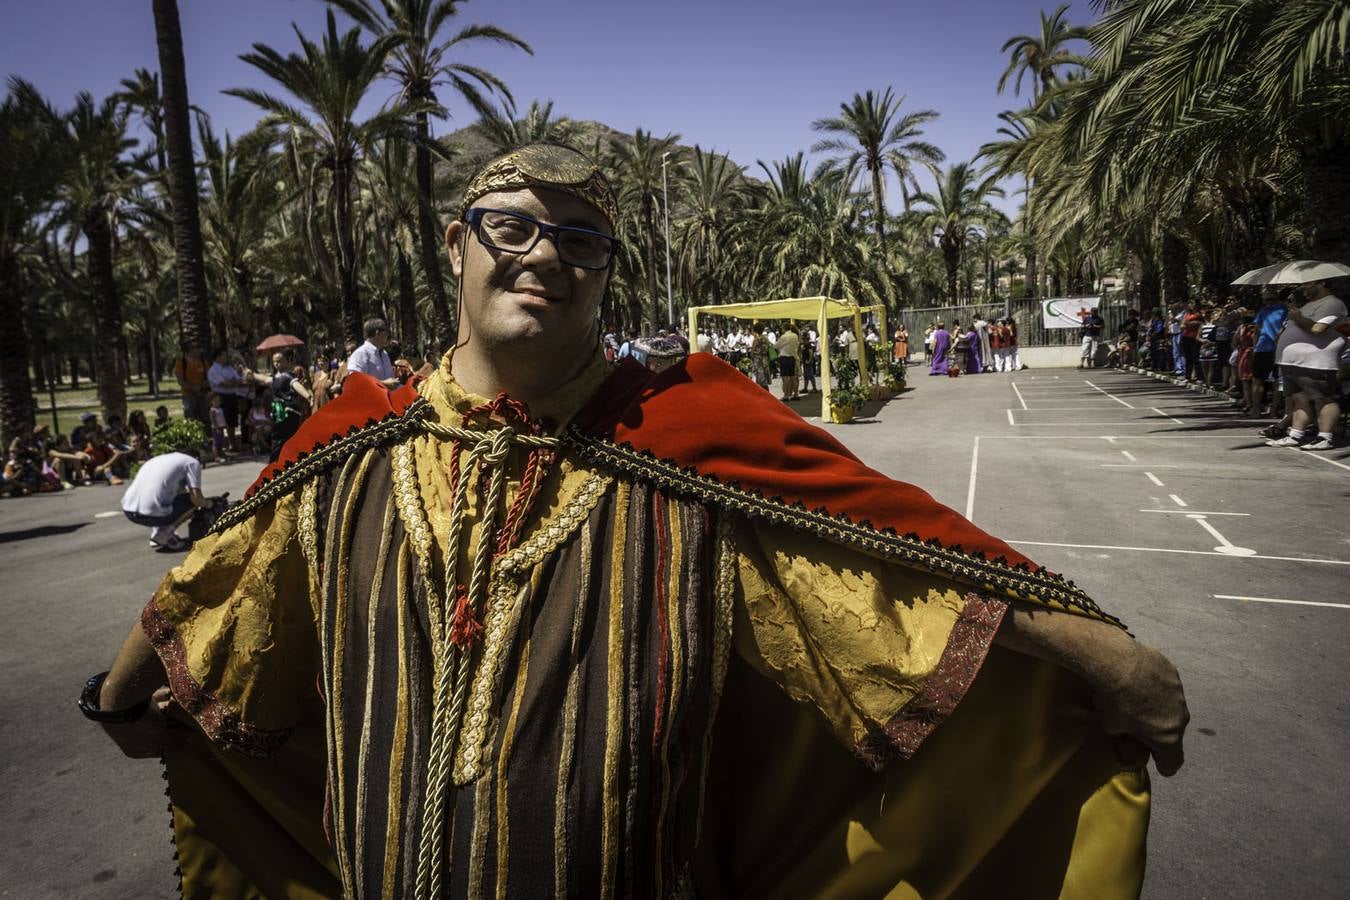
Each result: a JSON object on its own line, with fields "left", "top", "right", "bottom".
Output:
{"left": 78, "top": 671, "right": 149, "bottom": 723}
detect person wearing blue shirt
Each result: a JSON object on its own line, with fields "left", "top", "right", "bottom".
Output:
{"left": 1251, "top": 292, "right": 1290, "bottom": 418}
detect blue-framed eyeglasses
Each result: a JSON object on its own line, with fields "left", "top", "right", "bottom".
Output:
{"left": 463, "top": 208, "right": 619, "bottom": 271}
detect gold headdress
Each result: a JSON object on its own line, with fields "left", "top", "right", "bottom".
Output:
{"left": 459, "top": 143, "right": 618, "bottom": 230}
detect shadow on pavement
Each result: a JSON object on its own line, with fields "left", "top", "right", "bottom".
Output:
{"left": 0, "top": 522, "right": 90, "bottom": 543}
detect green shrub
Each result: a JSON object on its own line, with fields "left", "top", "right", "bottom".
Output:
{"left": 150, "top": 418, "right": 208, "bottom": 458}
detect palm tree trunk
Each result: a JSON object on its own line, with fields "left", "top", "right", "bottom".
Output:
{"left": 84, "top": 212, "right": 129, "bottom": 423}
{"left": 0, "top": 252, "right": 37, "bottom": 447}
{"left": 396, "top": 246, "right": 419, "bottom": 354}
{"left": 152, "top": 0, "right": 213, "bottom": 357}
{"left": 334, "top": 162, "right": 362, "bottom": 345}
{"left": 870, "top": 167, "right": 886, "bottom": 250}
{"left": 944, "top": 247, "right": 960, "bottom": 304}
{"left": 643, "top": 199, "right": 659, "bottom": 329}
{"left": 415, "top": 111, "right": 454, "bottom": 352}
{"left": 1161, "top": 231, "right": 1189, "bottom": 307}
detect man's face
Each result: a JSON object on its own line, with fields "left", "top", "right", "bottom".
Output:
{"left": 1300, "top": 280, "right": 1327, "bottom": 301}
{"left": 448, "top": 187, "right": 610, "bottom": 356}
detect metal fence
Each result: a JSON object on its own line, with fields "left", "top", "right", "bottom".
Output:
{"left": 889, "top": 297, "right": 1132, "bottom": 348}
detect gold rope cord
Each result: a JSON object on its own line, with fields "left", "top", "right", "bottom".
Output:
{"left": 401, "top": 422, "right": 562, "bottom": 900}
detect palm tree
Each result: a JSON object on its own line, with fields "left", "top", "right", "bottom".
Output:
{"left": 114, "top": 69, "right": 167, "bottom": 177}
{"left": 998, "top": 3, "right": 1089, "bottom": 105}
{"left": 360, "top": 135, "right": 422, "bottom": 350}
{"left": 54, "top": 92, "right": 145, "bottom": 424}
{"left": 911, "top": 162, "right": 1005, "bottom": 303}
{"left": 152, "top": 0, "right": 214, "bottom": 356}
{"left": 981, "top": 108, "right": 1042, "bottom": 296}
{"left": 227, "top": 11, "right": 415, "bottom": 343}
{"left": 0, "top": 80, "right": 66, "bottom": 445}
{"left": 325, "top": 0, "right": 532, "bottom": 353}
{"left": 673, "top": 146, "right": 749, "bottom": 309}
{"left": 606, "top": 129, "right": 681, "bottom": 328}
{"left": 473, "top": 99, "right": 580, "bottom": 156}
{"left": 198, "top": 119, "right": 284, "bottom": 345}
{"left": 811, "top": 88, "right": 943, "bottom": 249}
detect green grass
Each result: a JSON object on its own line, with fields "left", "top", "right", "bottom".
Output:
{"left": 31, "top": 376, "right": 178, "bottom": 439}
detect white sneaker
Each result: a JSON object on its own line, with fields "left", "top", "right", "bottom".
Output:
{"left": 1265, "top": 435, "right": 1304, "bottom": 447}
{"left": 1298, "top": 438, "right": 1335, "bottom": 451}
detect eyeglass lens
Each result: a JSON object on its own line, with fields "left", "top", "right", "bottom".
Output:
{"left": 477, "top": 211, "right": 613, "bottom": 269}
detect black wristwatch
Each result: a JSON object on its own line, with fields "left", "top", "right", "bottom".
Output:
{"left": 78, "top": 671, "right": 149, "bottom": 723}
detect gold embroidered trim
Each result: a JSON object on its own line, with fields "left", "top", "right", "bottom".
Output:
{"left": 297, "top": 480, "right": 320, "bottom": 575}
{"left": 452, "top": 472, "right": 613, "bottom": 784}
{"left": 563, "top": 428, "right": 1120, "bottom": 626}
{"left": 694, "top": 512, "right": 737, "bottom": 846}
{"left": 210, "top": 398, "right": 431, "bottom": 535}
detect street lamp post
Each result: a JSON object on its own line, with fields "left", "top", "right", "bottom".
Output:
{"left": 662, "top": 151, "right": 673, "bottom": 328}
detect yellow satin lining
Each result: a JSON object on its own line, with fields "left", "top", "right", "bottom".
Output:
{"left": 696, "top": 647, "right": 1149, "bottom": 899}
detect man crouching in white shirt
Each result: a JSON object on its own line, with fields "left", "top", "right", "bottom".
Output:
{"left": 120, "top": 449, "right": 212, "bottom": 552}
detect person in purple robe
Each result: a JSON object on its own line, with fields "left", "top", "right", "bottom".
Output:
{"left": 966, "top": 327, "right": 983, "bottom": 374}
{"left": 929, "top": 323, "right": 950, "bottom": 375}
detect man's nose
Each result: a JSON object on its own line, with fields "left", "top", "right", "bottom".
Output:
{"left": 521, "top": 234, "right": 563, "bottom": 271}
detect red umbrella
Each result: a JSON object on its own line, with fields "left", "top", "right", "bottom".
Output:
{"left": 256, "top": 333, "right": 305, "bottom": 352}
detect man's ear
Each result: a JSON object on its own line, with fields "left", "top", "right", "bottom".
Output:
{"left": 445, "top": 220, "right": 464, "bottom": 278}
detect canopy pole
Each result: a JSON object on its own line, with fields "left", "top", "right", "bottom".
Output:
{"left": 687, "top": 307, "right": 700, "bottom": 350}
{"left": 819, "top": 298, "right": 832, "bottom": 419}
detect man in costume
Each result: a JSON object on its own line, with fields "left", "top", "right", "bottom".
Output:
{"left": 87, "top": 144, "right": 1186, "bottom": 899}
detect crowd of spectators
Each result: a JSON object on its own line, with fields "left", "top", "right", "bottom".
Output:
{"left": 1, "top": 317, "right": 435, "bottom": 499}
{"left": 1110, "top": 279, "right": 1349, "bottom": 451}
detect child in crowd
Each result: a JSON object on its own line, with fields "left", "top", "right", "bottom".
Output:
{"left": 208, "top": 393, "right": 228, "bottom": 463}
{"left": 83, "top": 426, "right": 128, "bottom": 485}
{"left": 1198, "top": 312, "right": 1218, "bottom": 385}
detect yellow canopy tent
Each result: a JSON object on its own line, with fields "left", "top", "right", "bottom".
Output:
{"left": 687, "top": 297, "right": 887, "bottom": 419}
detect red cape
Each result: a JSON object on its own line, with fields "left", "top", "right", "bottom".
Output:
{"left": 573, "top": 353, "right": 1039, "bottom": 571}
{"left": 244, "top": 373, "right": 422, "bottom": 498}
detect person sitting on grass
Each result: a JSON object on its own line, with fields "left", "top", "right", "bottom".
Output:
{"left": 119, "top": 445, "right": 211, "bottom": 552}
{"left": 83, "top": 425, "right": 129, "bottom": 485}
{"left": 127, "top": 410, "right": 152, "bottom": 461}
{"left": 3, "top": 425, "right": 63, "bottom": 495}
{"left": 46, "top": 432, "right": 91, "bottom": 486}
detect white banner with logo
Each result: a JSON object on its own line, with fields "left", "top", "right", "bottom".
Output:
{"left": 1041, "top": 296, "right": 1102, "bottom": 329}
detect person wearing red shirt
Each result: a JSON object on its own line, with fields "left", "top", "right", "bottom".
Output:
{"left": 1180, "top": 303, "right": 1203, "bottom": 381}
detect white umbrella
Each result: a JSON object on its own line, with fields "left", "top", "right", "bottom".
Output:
{"left": 1231, "top": 260, "right": 1350, "bottom": 286}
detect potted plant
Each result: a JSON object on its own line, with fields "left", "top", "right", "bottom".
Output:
{"left": 884, "top": 358, "right": 908, "bottom": 394}
{"left": 829, "top": 383, "right": 869, "bottom": 423}
{"left": 828, "top": 354, "right": 867, "bottom": 422}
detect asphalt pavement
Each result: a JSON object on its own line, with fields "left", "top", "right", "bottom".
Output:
{"left": 2, "top": 366, "right": 1346, "bottom": 898}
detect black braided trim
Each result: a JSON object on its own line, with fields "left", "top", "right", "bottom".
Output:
{"left": 208, "top": 398, "right": 431, "bottom": 536}
{"left": 563, "top": 426, "right": 1122, "bottom": 627}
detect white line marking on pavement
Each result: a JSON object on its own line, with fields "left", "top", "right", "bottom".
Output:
{"left": 1006, "top": 409, "right": 1015, "bottom": 426}
{"left": 1011, "top": 381, "right": 1028, "bottom": 410}
{"left": 1169, "top": 494, "right": 1188, "bottom": 507}
{"left": 1121, "top": 450, "right": 1137, "bottom": 462}
{"left": 1191, "top": 516, "right": 1258, "bottom": 555}
{"left": 1141, "top": 509, "right": 1249, "bottom": 516}
{"left": 1009, "top": 541, "right": 1350, "bottom": 566}
{"left": 1102, "top": 436, "right": 1117, "bottom": 443}
{"left": 1285, "top": 449, "right": 1350, "bottom": 472}
{"left": 965, "top": 436, "right": 980, "bottom": 520}
{"left": 94, "top": 511, "right": 119, "bottom": 519}
{"left": 1145, "top": 471, "right": 1166, "bottom": 487}
{"left": 1099, "top": 464, "right": 1179, "bottom": 468}
{"left": 1011, "top": 421, "right": 1164, "bottom": 426}
{"left": 1214, "top": 594, "right": 1350, "bottom": 610}
{"left": 1152, "top": 407, "right": 1185, "bottom": 425}
{"left": 1085, "top": 380, "right": 1135, "bottom": 408}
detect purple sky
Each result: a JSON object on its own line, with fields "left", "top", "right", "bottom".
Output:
{"left": 3, "top": 0, "right": 1092, "bottom": 214}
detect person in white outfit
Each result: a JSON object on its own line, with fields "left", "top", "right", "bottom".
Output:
{"left": 120, "top": 450, "right": 211, "bottom": 551}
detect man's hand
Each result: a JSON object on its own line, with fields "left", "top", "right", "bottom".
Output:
{"left": 1091, "top": 642, "right": 1190, "bottom": 776}
{"left": 996, "top": 606, "right": 1190, "bottom": 776}
{"left": 100, "top": 687, "right": 186, "bottom": 759}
